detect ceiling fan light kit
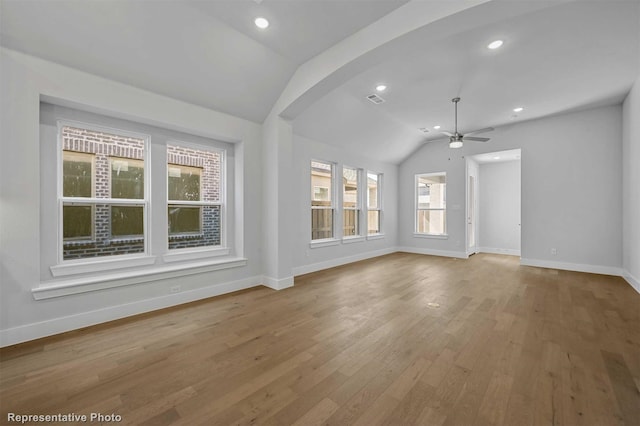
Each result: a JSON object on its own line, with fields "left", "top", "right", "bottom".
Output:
{"left": 440, "top": 97, "right": 493, "bottom": 149}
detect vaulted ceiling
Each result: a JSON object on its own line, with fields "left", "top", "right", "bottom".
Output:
{"left": 0, "top": 0, "right": 407, "bottom": 122}
{"left": 1, "top": 0, "right": 638, "bottom": 164}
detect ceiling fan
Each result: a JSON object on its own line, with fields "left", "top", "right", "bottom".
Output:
{"left": 440, "top": 97, "right": 493, "bottom": 148}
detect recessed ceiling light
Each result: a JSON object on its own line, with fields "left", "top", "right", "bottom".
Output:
{"left": 434, "top": 125, "right": 441, "bottom": 130}
{"left": 487, "top": 40, "right": 503, "bottom": 50}
{"left": 513, "top": 107, "right": 524, "bottom": 112}
{"left": 254, "top": 17, "right": 269, "bottom": 29}
{"left": 493, "top": 156, "right": 500, "bottom": 160}
{"left": 376, "top": 84, "right": 387, "bottom": 92}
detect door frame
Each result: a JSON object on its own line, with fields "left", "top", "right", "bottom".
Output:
{"left": 466, "top": 158, "right": 479, "bottom": 255}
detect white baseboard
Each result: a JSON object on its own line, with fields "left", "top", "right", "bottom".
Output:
{"left": 397, "top": 246, "right": 469, "bottom": 259}
{"left": 292, "top": 247, "right": 397, "bottom": 276}
{"left": 478, "top": 247, "right": 521, "bottom": 256}
{"left": 520, "top": 258, "right": 622, "bottom": 276}
{"left": 623, "top": 270, "right": 640, "bottom": 294}
{"left": 262, "top": 275, "right": 294, "bottom": 290}
{"left": 0, "top": 275, "right": 263, "bottom": 348}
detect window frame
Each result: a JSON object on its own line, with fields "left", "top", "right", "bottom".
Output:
{"left": 414, "top": 172, "right": 448, "bottom": 237}
{"left": 166, "top": 140, "right": 227, "bottom": 251}
{"left": 310, "top": 159, "right": 337, "bottom": 244}
{"left": 46, "top": 107, "right": 236, "bottom": 280}
{"left": 56, "top": 119, "right": 151, "bottom": 265}
{"left": 342, "top": 165, "right": 362, "bottom": 240}
{"left": 367, "top": 171, "right": 383, "bottom": 237}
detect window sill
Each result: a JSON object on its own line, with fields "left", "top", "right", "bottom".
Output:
{"left": 50, "top": 255, "right": 157, "bottom": 277}
{"left": 309, "top": 238, "right": 340, "bottom": 248}
{"left": 34, "top": 257, "right": 248, "bottom": 300}
{"left": 342, "top": 236, "right": 365, "bottom": 244}
{"left": 163, "top": 246, "right": 230, "bottom": 263}
{"left": 413, "top": 233, "right": 449, "bottom": 239}
{"left": 366, "top": 233, "right": 385, "bottom": 241}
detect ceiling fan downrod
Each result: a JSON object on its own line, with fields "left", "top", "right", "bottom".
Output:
{"left": 452, "top": 97, "right": 460, "bottom": 136}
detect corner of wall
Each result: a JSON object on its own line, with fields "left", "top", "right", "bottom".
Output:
{"left": 623, "top": 270, "right": 640, "bottom": 294}
{"left": 262, "top": 275, "right": 294, "bottom": 291}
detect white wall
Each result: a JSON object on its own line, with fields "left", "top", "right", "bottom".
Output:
{"left": 478, "top": 160, "right": 521, "bottom": 256}
{"left": 622, "top": 74, "right": 640, "bottom": 292}
{"left": 261, "top": 114, "right": 295, "bottom": 289}
{"left": 0, "top": 48, "right": 264, "bottom": 346}
{"left": 291, "top": 134, "right": 398, "bottom": 275}
{"left": 399, "top": 105, "right": 623, "bottom": 274}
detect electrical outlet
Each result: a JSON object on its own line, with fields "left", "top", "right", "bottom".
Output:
{"left": 551, "top": 248, "right": 557, "bottom": 255}
{"left": 170, "top": 285, "right": 181, "bottom": 293}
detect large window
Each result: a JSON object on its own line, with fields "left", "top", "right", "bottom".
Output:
{"left": 41, "top": 102, "right": 237, "bottom": 287}
{"left": 367, "top": 172, "right": 382, "bottom": 234}
{"left": 167, "top": 144, "right": 223, "bottom": 250}
{"left": 60, "top": 125, "right": 147, "bottom": 260}
{"left": 416, "top": 172, "right": 446, "bottom": 235}
{"left": 343, "top": 166, "right": 360, "bottom": 237}
{"left": 311, "top": 160, "right": 334, "bottom": 240}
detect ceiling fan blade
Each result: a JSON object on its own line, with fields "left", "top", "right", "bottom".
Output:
{"left": 465, "top": 127, "right": 494, "bottom": 135}
{"left": 463, "top": 136, "right": 490, "bottom": 142}
{"left": 424, "top": 137, "right": 447, "bottom": 143}
{"left": 440, "top": 131, "right": 454, "bottom": 137}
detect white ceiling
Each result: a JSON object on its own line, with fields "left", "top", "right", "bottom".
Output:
{"left": 188, "top": 0, "right": 409, "bottom": 65}
{"left": 0, "top": 0, "right": 407, "bottom": 123}
{"left": 1, "top": 1, "right": 638, "bottom": 164}
{"left": 293, "top": 1, "right": 640, "bottom": 163}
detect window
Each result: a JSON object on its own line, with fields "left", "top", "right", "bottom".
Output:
{"left": 41, "top": 103, "right": 238, "bottom": 287}
{"left": 311, "top": 160, "right": 334, "bottom": 240}
{"left": 367, "top": 172, "right": 382, "bottom": 234}
{"left": 343, "top": 166, "right": 360, "bottom": 237}
{"left": 60, "top": 125, "right": 147, "bottom": 260}
{"left": 167, "top": 144, "right": 223, "bottom": 250}
{"left": 416, "top": 172, "right": 446, "bottom": 235}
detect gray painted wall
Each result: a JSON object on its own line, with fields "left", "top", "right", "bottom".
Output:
{"left": 622, "top": 74, "right": 640, "bottom": 289}
{"left": 399, "top": 105, "right": 623, "bottom": 273}
{"left": 479, "top": 160, "right": 521, "bottom": 255}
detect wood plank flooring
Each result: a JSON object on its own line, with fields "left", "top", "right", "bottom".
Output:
{"left": 1, "top": 253, "right": 639, "bottom": 425}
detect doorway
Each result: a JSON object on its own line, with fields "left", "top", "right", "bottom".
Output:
{"left": 467, "top": 149, "right": 521, "bottom": 257}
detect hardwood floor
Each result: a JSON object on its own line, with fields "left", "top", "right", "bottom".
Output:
{"left": 1, "top": 252, "right": 639, "bottom": 425}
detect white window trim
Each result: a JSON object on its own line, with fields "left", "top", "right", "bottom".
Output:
{"left": 310, "top": 160, "right": 336, "bottom": 242}
{"left": 46, "top": 110, "right": 236, "bottom": 284}
{"left": 366, "top": 234, "right": 385, "bottom": 241}
{"left": 342, "top": 236, "right": 366, "bottom": 244}
{"left": 50, "top": 254, "right": 157, "bottom": 277}
{"left": 415, "top": 172, "right": 447, "bottom": 237}
{"left": 163, "top": 246, "right": 231, "bottom": 263}
{"left": 342, "top": 165, "right": 362, "bottom": 240}
{"left": 309, "top": 238, "right": 341, "bottom": 248}
{"left": 56, "top": 119, "right": 152, "bottom": 267}
{"left": 413, "top": 233, "right": 448, "bottom": 239}
{"left": 367, "top": 171, "right": 383, "bottom": 235}
{"left": 35, "top": 257, "right": 248, "bottom": 300}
